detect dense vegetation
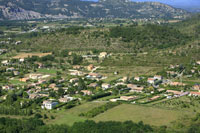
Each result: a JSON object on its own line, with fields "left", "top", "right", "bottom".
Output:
{"left": 0, "top": 117, "right": 154, "bottom": 133}
{"left": 109, "top": 25, "right": 191, "bottom": 49}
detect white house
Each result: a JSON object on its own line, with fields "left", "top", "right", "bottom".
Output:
{"left": 102, "top": 83, "right": 111, "bottom": 90}
{"left": 42, "top": 100, "right": 58, "bottom": 110}
{"left": 154, "top": 75, "right": 163, "bottom": 81}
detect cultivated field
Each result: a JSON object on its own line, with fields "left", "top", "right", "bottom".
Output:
{"left": 92, "top": 104, "right": 192, "bottom": 126}
{"left": 13, "top": 52, "right": 52, "bottom": 59}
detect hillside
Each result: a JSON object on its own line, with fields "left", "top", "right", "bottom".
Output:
{"left": 0, "top": 0, "right": 190, "bottom": 20}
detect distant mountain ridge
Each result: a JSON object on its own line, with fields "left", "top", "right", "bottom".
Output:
{"left": 0, "top": 0, "right": 190, "bottom": 20}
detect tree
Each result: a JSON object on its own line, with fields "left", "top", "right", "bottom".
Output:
{"left": 58, "top": 88, "right": 65, "bottom": 97}
{"left": 0, "top": 30, "right": 4, "bottom": 35}
{"left": 78, "top": 78, "right": 87, "bottom": 90}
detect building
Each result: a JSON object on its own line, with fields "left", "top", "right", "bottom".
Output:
{"left": 87, "top": 64, "right": 94, "bottom": 71}
{"left": 70, "top": 78, "right": 79, "bottom": 83}
{"left": 169, "top": 82, "right": 186, "bottom": 86}
{"left": 99, "top": 52, "right": 108, "bottom": 58}
{"left": 42, "top": 100, "right": 58, "bottom": 110}
{"left": 29, "top": 94, "right": 40, "bottom": 99}
{"left": 193, "top": 84, "right": 200, "bottom": 91}
{"left": 147, "top": 78, "right": 156, "bottom": 84}
{"left": 13, "top": 71, "right": 19, "bottom": 76}
{"left": 29, "top": 74, "right": 43, "bottom": 80}
{"left": 120, "top": 77, "right": 128, "bottom": 82}
{"left": 59, "top": 97, "right": 74, "bottom": 103}
{"left": 70, "top": 71, "right": 84, "bottom": 76}
{"left": 127, "top": 84, "right": 144, "bottom": 92}
{"left": 1, "top": 60, "right": 9, "bottom": 65}
{"left": 149, "top": 96, "right": 160, "bottom": 101}
{"left": 6, "top": 67, "right": 15, "bottom": 71}
{"left": 189, "top": 92, "right": 200, "bottom": 97}
{"left": 88, "top": 83, "right": 98, "bottom": 88}
{"left": 166, "top": 90, "right": 189, "bottom": 97}
{"left": 102, "top": 83, "right": 111, "bottom": 90}
{"left": 196, "top": 61, "right": 200, "bottom": 65}
{"left": 134, "top": 77, "right": 141, "bottom": 81}
{"left": 2, "top": 86, "right": 14, "bottom": 90}
{"left": 120, "top": 96, "right": 137, "bottom": 101}
{"left": 81, "top": 90, "right": 92, "bottom": 95}
{"left": 154, "top": 75, "right": 163, "bottom": 81}
{"left": 86, "top": 73, "right": 102, "bottom": 80}
{"left": 20, "top": 78, "right": 29, "bottom": 82}
{"left": 73, "top": 65, "right": 82, "bottom": 69}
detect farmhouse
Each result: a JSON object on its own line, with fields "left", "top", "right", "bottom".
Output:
{"left": 120, "top": 96, "right": 137, "bottom": 101}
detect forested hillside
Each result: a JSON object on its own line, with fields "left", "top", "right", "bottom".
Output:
{"left": 11, "top": 23, "right": 193, "bottom": 53}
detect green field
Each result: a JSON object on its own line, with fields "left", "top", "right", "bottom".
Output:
{"left": 46, "top": 102, "right": 106, "bottom": 126}
{"left": 44, "top": 102, "right": 193, "bottom": 127}
{"left": 37, "top": 68, "right": 58, "bottom": 74}
{"left": 91, "top": 104, "right": 192, "bottom": 126}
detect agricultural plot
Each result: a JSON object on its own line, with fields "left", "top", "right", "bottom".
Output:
{"left": 92, "top": 104, "right": 193, "bottom": 126}
{"left": 13, "top": 52, "right": 52, "bottom": 59}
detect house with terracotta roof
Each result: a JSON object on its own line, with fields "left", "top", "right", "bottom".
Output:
{"left": 189, "top": 92, "right": 200, "bottom": 97}
{"left": 147, "top": 78, "right": 155, "bottom": 84}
